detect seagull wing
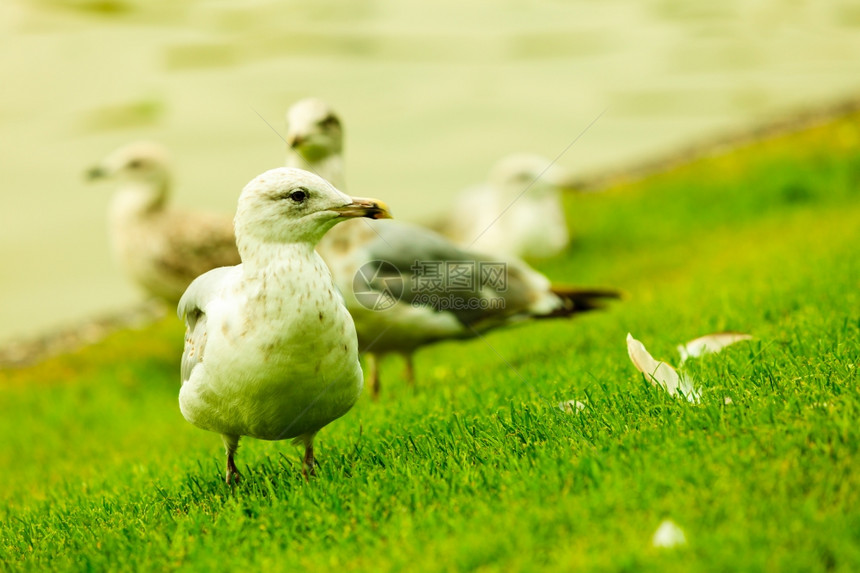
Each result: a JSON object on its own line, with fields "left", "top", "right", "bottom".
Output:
{"left": 361, "top": 220, "right": 544, "bottom": 328}
{"left": 177, "top": 265, "right": 242, "bottom": 385}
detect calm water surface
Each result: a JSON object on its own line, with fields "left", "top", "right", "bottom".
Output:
{"left": 1, "top": 0, "right": 859, "bottom": 342}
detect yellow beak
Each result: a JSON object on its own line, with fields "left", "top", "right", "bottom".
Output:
{"left": 331, "top": 197, "right": 392, "bottom": 220}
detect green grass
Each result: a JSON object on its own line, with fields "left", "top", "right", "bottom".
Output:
{"left": 2, "top": 114, "right": 860, "bottom": 571}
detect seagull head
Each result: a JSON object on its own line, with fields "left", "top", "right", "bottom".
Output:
{"left": 87, "top": 141, "right": 172, "bottom": 204}
{"left": 235, "top": 167, "right": 391, "bottom": 246}
{"left": 489, "top": 153, "right": 576, "bottom": 197}
{"left": 285, "top": 98, "right": 343, "bottom": 163}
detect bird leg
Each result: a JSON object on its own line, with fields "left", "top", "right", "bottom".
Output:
{"left": 226, "top": 454, "right": 241, "bottom": 485}
{"left": 366, "top": 353, "right": 381, "bottom": 400}
{"left": 302, "top": 441, "right": 316, "bottom": 480}
{"left": 222, "top": 434, "right": 242, "bottom": 485}
{"left": 403, "top": 354, "right": 415, "bottom": 387}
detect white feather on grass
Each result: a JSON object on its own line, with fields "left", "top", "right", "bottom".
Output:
{"left": 652, "top": 519, "right": 688, "bottom": 548}
{"left": 627, "top": 333, "right": 701, "bottom": 403}
{"left": 677, "top": 332, "right": 753, "bottom": 364}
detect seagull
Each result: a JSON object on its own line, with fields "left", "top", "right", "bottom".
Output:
{"left": 177, "top": 167, "right": 391, "bottom": 484}
{"left": 88, "top": 141, "right": 240, "bottom": 303}
{"left": 438, "top": 153, "right": 573, "bottom": 259}
{"left": 284, "top": 98, "right": 619, "bottom": 398}
{"left": 321, "top": 219, "right": 619, "bottom": 398}
{"left": 285, "top": 97, "right": 345, "bottom": 189}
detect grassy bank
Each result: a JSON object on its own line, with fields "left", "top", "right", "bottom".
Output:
{"left": 1, "top": 112, "right": 859, "bottom": 571}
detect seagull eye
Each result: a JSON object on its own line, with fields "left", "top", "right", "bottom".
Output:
{"left": 288, "top": 188, "right": 308, "bottom": 203}
{"left": 319, "top": 115, "right": 340, "bottom": 129}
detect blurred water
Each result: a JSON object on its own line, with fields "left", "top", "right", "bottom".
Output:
{"left": 1, "top": 0, "right": 859, "bottom": 343}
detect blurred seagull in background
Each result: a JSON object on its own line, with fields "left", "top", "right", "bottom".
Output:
{"left": 88, "top": 141, "right": 240, "bottom": 303}
{"left": 320, "top": 219, "right": 620, "bottom": 399}
{"left": 439, "top": 153, "right": 573, "bottom": 259}
{"left": 177, "top": 167, "right": 391, "bottom": 484}
{"left": 285, "top": 97, "right": 345, "bottom": 189}
{"left": 284, "top": 98, "right": 619, "bottom": 398}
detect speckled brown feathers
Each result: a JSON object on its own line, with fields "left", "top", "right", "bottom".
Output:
{"left": 90, "top": 141, "right": 241, "bottom": 304}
